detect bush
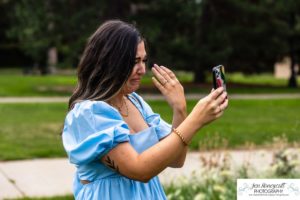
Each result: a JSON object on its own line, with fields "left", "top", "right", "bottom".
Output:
{"left": 164, "top": 147, "right": 300, "bottom": 200}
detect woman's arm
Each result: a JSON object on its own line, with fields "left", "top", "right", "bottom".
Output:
{"left": 167, "top": 106, "right": 188, "bottom": 167}
{"left": 151, "top": 64, "right": 188, "bottom": 167}
{"left": 101, "top": 87, "right": 228, "bottom": 182}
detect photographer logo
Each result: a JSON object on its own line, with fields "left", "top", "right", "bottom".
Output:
{"left": 237, "top": 179, "right": 300, "bottom": 200}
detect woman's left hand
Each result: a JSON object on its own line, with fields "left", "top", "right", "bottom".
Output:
{"left": 151, "top": 64, "right": 186, "bottom": 112}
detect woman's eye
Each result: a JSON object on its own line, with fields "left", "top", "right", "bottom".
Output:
{"left": 135, "top": 58, "right": 147, "bottom": 64}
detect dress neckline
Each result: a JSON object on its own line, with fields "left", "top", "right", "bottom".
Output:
{"left": 126, "top": 94, "right": 150, "bottom": 135}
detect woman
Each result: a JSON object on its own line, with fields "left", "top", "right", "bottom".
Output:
{"left": 62, "top": 20, "right": 228, "bottom": 199}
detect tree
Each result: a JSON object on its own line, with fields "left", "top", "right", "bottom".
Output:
{"left": 0, "top": 0, "right": 33, "bottom": 68}
{"left": 6, "top": 0, "right": 299, "bottom": 87}
{"left": 131, "top": 0, "right": 207, "bottom": 82}
{"left": 7, "top": 0, "right": 127, "bottom": 74}
{"left": 7, "top": 0, "right": 51, "bottom": 74}
{"left": 132, "top": 0, "right": 288, "bottom": 84}
{"left": 196, "top": 0, "right": 289, "bottom": 81}
{"left": 272, "top": 0, "right": 300, "bottom": 88}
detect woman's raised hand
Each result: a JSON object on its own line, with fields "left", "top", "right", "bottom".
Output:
{"left": 190, "top": 87, "right": 228, "bottom": 129}
{"left": 151, "top": 64, "right": 186, "bottom": 112}
{"left": 151, "top": 64, "right": 228, "bottom": 131}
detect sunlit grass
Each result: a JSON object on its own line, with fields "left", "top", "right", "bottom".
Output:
{"left": 0, "top": 103, "right": 68, "bottom": 160}
{"left": 0, "top": 75, "right": 76, "bottom": 96}
{"left": 0, "top": 99, "right": 299, "bottom": 160}
{"left": 151, "top": 99, "right": 300, "bottom": 150}
{"left": 1, "top": 68, "right": 299, "bottom": 96}
{"left": 7, "top": 196, "right": 74, "bottom": 200}
{"left": 226, "top": 72, "right": 300, "bottom": 86}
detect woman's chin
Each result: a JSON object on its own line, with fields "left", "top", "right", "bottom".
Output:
{"left": 124, "top": 84, "right": 140, "bottom": 94}
{"left": 130, "top": 85, "right": 140, "bottom": 93}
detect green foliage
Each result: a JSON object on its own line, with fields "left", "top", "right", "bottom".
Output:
{"left": 165, "top": 152, "right": 236, "bottom": 200}
{"left": 272, "top": 150, "right": 298, "bottom": 176}
{"left": 271, "top": 142, "right": 300, "bottom": 177}
{"left": 6, "top": 0, "right": 108, "bottom": 68}
{"left": 7, "top": 0, "right": 54, "bottom": 62}
{"left": 131, "top": 0, "right": 204, "bottom": 76}
{"left": 195, "top": 0, "right": 291, "bottom": 76}
{"left": 132, "top": 0, "right": 300, "bottom": 85}
{"left": 164, "top": 147, "right": 300, "bottom": 200}
{"left": 3, "top": 0, "right": 300, "bottom": 86}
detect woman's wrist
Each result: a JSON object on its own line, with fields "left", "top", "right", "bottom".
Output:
{"left": 175, "top": 113, "right": 201, "bottom": 144}
{"left": 185, "top": 112, "right": 203, "bottom": 133}
{"left": 172, "top": 103, "right": 187, "bottom": 117}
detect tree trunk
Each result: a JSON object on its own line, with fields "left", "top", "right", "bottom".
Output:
{"left": 193, "top": 69, "right": 206, "bottom": 83}
{"left": 288, "top": 12, "right": 298, "bottom": 88}
{"left": 47, "top": 47, "right": 57, "bottom": 74}
{"left": 288, "top": 55, "right": 297, "bottom": 88}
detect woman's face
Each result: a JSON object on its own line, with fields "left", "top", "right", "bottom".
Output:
{"left": 123, "top": 41, "right": 147, "bottom": 94}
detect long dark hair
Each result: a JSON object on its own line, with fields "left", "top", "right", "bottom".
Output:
{"left": 68, "top": 20, "right": 142, "bottom": 110}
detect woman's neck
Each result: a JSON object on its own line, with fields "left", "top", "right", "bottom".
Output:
{"left": 108, "top": 92, "right": 129, "bottom": 117}
{"left": 109, "top": 92, "right": 125, "bottom": 105}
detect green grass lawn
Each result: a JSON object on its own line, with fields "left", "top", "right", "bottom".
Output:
{"left": 0, "top": 75, "right": 76, "bottom": 96}
{"left": 0, "top": 69, "right": 299, "bottom": 96}
{"left": 0, "top": 103, "right": 68, "bottom": 160}
{"left": 226, "top": 72, "right": 300, "bottom": 86}
{"left": 0, "top": 99, "right": 299, "bottom": 160}
{"left": 8, "top": 196, "right": 74, "bottom": 200}
{"left": 190, "top": 99, "right": 300, "bottom": 150}
{"left": 152, "top": 99, "right": 300, "bottom": 150}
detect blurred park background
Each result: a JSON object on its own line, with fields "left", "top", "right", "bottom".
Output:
{"left": 0, "top": 0, "right": 300, "bottom": 199}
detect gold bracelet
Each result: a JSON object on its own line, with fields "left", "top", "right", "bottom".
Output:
{"left": 172, "top": 128, "right": 188, "bottom": 146}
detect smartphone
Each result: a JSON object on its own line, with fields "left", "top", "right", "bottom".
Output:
{"left": 212, "top": 65, "right": 226, "bottom": 91}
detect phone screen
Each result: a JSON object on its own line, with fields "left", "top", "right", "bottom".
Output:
{"left": 212, "top": 65, "right": 226, "bottom": 91}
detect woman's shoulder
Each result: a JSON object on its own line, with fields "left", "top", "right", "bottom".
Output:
{"left": 129, "top": 92, "right": 143, "bottom": 101}
{"left": 67, "top": 100, "right": 121, "bottom": 121}
{"left": 129, "top": 92, "right": 149, "bottom": 106}
{"left": 130, "top": 92, "right": 153, "bottom": 116}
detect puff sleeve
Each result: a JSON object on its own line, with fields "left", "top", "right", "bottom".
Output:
{"left": 62, "top": 101, "right": 130, "bottom": 165}
{"left": 130, "top": 93, "right": 172, "bottom": 140}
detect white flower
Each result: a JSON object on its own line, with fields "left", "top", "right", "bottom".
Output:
{"left": 192, "top": 185, "right": 198, "bottom": 191}
{"left": 167, "top": 193, "right": 174, "bottom": 200}
{"left": 194, "top": 192, "right": 206, "bottom": 200}
{"left": 213, "top": 184, "right": 227, "bottom": 193}
{"left": 178, "top": 196, "right": 185, "bottom": 200}
{"left": 290, "top": 160, "right": 300, "bottom": 167}
{"left": 282, "top": 149, "right": 292, "bottom": 157}
{"left": 178, "top": 176, "right": 189, "bottom": 185}
{"left": 220, "top": 170, "right": 232, "bottom": 178}
{"left": 271, "top": 164, "right": 278, "bottom": 172}
{"left": 174, "top": 189, "right": 181, "bottom": 197}
{"left": 219, "top": 194, "right": 227, "bottom": 200}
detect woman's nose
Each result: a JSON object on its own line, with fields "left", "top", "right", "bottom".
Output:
{"left": 137, "top": 63, "right": 146, "bottom": 75}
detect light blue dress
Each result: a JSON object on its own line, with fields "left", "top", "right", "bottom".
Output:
{"left": 62, "top": 92, "right": 171, "bottom": 200}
